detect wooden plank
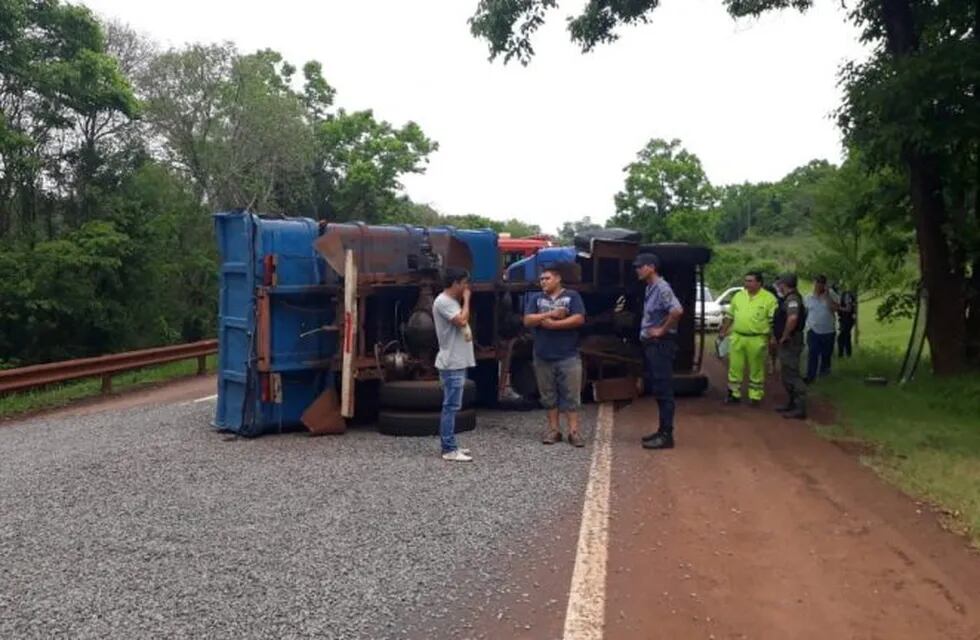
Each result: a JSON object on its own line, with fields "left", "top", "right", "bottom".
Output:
{"left": 340, "top": 249, "right": 357, "bottom": 418}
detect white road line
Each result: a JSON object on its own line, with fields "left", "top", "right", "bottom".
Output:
{"left": 563, "top": 402, "right": 614, "bottom": 640}
{"left": 192, "top": 394, "right": 218, "bottom": 403}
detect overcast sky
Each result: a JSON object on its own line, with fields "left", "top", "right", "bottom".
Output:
{"left": 81, "top": 0, "right": 867, "bottom": 233}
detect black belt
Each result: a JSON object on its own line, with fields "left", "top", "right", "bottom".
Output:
{"left": 641, "top": 334, "right": 676, "bottom": 345}
{"left": 734, "top": 331, "right": 769, "bottom": 337}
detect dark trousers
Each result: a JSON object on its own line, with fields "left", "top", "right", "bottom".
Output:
{"left": 806, "top": 330, "right": 835, "bottom": 380}
{"left": 838, "top": 319, "right": 854, "bottom": 357}
{"left": 643, "top": 339, "right": 677, "bottom": 434}
{"left": 779, "top": 337, "right": 807, "bottom": 410}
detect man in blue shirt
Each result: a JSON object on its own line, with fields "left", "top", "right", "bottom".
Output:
{"left": 634, "top": 253, "right": 684, "bottom": 450}
{"left": 524, "top": 266, "right": 587, "bottom": 447}
{"left": 804, "top": 274, "right": 839, "bottom": 382}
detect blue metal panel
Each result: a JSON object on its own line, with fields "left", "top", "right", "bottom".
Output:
{"left": 214, "top": 212, "right": 255, "bottom": 432}
{"left": 451, "top": 229, "right": 499, "bottom": 283}
{"left": 213, "top": 211, "right": 336, "bottom": 437}
{"left": 505, "top": 247, "right": 577, "bottom": 282}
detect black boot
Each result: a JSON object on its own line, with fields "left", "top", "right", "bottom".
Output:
{"left": 724, "top": 392, "right": 740, "bottom": 405}
{"left": 775, "top": 397, "right": 795, "bottom": 412}
{"left": 783, "top": 403, "right": 807, "bottom": 420}
{"left": 642, "top": 432, "right": 674, "bottom": 450}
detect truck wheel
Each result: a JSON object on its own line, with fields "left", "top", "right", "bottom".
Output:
{"left": 471, "top": 361, "right": 500, "bottom": 408}
{"left": 378, "top": 409, "right": 477, "bottom": 437}
{"left": 509, "top": 359, "right": 539, "bottom": 400}
{"left": 379, "top": 379, "right": 476, "bottom": 411}
{"left": 673, "top": 373, "right": 709, "bottom": 397}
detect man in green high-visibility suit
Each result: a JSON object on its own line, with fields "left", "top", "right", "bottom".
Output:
{"left": 719, "top": 271, "right": 778, "bottom": 407}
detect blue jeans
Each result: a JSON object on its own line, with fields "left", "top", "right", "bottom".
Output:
{"left": 806, "top": 330, "right": 835, "bottom": 380}
{"left": 439, "top": 369, "right": 466, "bottom": 453}
{"left": 644, "top": 339, "right": 677, "bottom": 434}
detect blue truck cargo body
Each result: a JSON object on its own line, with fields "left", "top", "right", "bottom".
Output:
{"left": 214, "top": 211, "right": 336, "bottom": 436}
{"left": 213, "top": 212, "right": 500, "bottom": 436}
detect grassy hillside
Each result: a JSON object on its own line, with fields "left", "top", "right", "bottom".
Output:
{"left": 706, "top": 232, "right": 818, "bottom": 291}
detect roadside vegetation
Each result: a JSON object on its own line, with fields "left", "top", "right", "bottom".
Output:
{"left": 0, "top": 356, "right": 217, "bottom": 420}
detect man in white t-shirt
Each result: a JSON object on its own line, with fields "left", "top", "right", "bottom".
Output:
{"left": 804, "top": 274, "right": 840, "bottom": 382}
{"left": 432, "top": 268, "right": 477, "bottom": 462}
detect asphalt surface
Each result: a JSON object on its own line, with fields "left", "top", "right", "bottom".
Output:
{"left": 0, "top": 400, "right": 594, "bottom": 639}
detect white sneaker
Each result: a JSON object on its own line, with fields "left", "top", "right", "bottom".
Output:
{"left": 499, "top": 387, "right": 522, "bottom": 402}
{"left": 442, "top": 449, "right": 473, "bottom": 462}
{"left": 458, "top": 448, "right": 471, "bottom": 455}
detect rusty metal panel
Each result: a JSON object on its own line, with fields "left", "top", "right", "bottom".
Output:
{"left": 590, "top": 239, "right": 639, "bottom": 261}
{"left": 315, "top": 223, "right": 474, "bottom": 279}
{"left": 302, "top": 387, "right": 346, "bottom": 435}
{"left": 593, "top": 376, "right": 639, "bottom": 402}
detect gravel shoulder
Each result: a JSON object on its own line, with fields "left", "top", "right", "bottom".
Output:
{"left": 0, "top": 401, "right": 593, "bottom": 639}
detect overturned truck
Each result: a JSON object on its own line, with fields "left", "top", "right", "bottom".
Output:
{"left": 213, "top": 211, "right": 710, "bottom": 437}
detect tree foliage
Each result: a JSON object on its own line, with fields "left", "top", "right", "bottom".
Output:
{"left": 471, "top": 0, "right": 980, "bottom": 373}
{"left": 0, "top": 3, "right": 451, "bottom": 366}
{"left": 802, "top": 152, "right": 913, "bottom": 301}
{"left": 470, "top": 0, "right": 812, "bottom": 64}
{"left": 608, "top": 138, "right": 717, "bottom": 241}
{"left": 0, "top": 0, "right": 137, "bottom": 241}
{"left": 557, "top": 216, "right": 602, "bottom": 244}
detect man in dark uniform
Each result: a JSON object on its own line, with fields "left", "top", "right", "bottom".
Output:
{"left": 773, "top": 273, "right": 807, "bottom": 420}
{"left": 837, "top": 288, "right": 856, "bottom": 358}
{"left": 634, "top": 253, "right": 684, "bottom": 450}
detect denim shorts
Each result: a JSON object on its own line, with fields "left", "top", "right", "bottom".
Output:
{"left": 533, "top": 356, "right": 583, "bottom": 412}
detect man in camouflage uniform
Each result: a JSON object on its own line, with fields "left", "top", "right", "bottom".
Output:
{"left": 773, "top": 273, "right": 807, "bottom": 420}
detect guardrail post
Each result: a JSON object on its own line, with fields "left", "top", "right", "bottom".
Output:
{"left": 101, "top": 374, "right": 113, "bottom": 395}
{"left": 197, "top": 354, "right": 207, "bottom": 376}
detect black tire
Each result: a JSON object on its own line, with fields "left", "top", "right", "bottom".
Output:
{"left": 471, "top": 360, "right": 500, "bottom": 408}
{"left": 379, "top": 379, "right": 476, "bottom": 411}
{"left": 509, "top": 358, "right": 539, "bottom": 399}
{"left": 377, "top": 408, "right": 477, "bottom": 437}
{"left": 672, "top": 373, "right": 709, "bottom": 397}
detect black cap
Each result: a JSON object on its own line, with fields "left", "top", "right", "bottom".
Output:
{"left": 776, "top": 272, "right": 798, "bottom": 287}
{"left": 632, "top": 253, "right": 661, "bottom": 269}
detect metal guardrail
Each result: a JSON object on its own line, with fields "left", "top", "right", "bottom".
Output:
{"left": 0, "top": 340, "right": 218, "bottom": 395}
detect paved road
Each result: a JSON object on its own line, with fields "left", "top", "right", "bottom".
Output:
{"left": 3, "top": 362, "right": 980, "bottom": 639}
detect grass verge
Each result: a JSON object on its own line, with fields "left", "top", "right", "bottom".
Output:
{"left": 813, "top": 342, "right": 980, "bottom": 546}
{"left": 0, "top": 355, "right": 217, "bottom": 420}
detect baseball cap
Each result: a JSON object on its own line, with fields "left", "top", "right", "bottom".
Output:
{"left": 632, "top": 253, "right": 661, "bottom": 269}
{"left": 776, "top": 273, "right": 798, "bottom": 287}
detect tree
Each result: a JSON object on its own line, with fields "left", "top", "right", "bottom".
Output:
{"left": 470, "top": 0, "right": 980, "bottom": 374}
{"left": 470, "top": 0, "right": 812, "bottom": 65}
{"left": 0, "top": 0, "right": 137, "bottom": 241}
{"left": 497, "top": 218, "right": 543, "bottom": 237}
{"left": 557, "top": 216, "right": 602, "bottom": 244}
{"left": 608, "top": 138, "right": 717, "bottom": 241}
{"left": 139, "top": 44, "right": 315, "bottom": 212}
{"left": 803, "top": 152, "right": 913, "bottom": 302}
{"left": 312, "top": 110, "right": 437, "bottom": 223}
{"left": 837, "top": 2, "right": 980, "bottom": 372}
